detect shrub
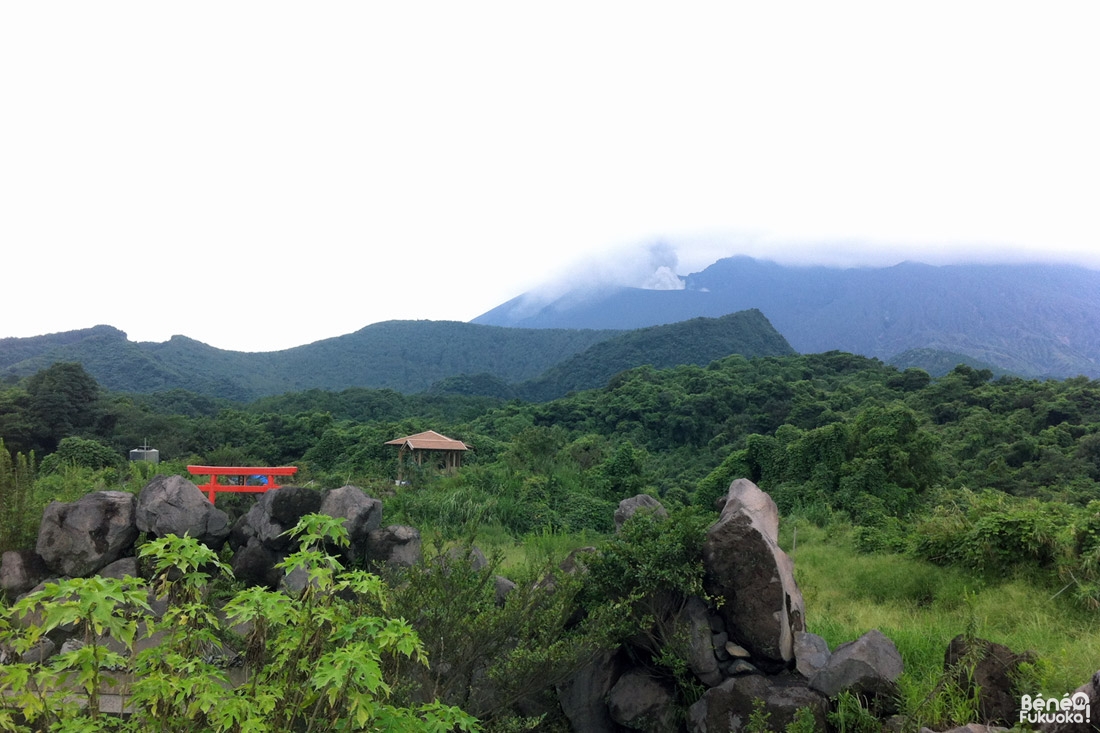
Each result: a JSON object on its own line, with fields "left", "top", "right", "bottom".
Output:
{"left": 0, "top": 515, "right": 479, "bottom": 732}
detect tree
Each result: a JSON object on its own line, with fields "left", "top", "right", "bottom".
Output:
{"left": 24, "top": 362, "right": 103, "bottom": 453}
{"left": 40, "top": 436, "right": 123, "bottom": 472}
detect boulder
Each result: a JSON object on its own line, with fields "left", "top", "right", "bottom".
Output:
{"left": 678, "top": 595, "right": 723, "bottom": 687}
{"left": 230, "top": 496, "right": 286, "bottom": 552}
{"left": 703, "top": 479, "right": 805, "bottom": 667}
{"left": 809, "top": 629, "right": 903, "bottom": 704}
{"left": 230, "top": 487, "right": 324, "bottom": 554}
{"left": 556, "top": 649, "right": 627, "bottom": 733}
{"left": 281, "top": 565, "right": 312, "bottom": 595}
{"left": 1, "top": 550, "right": 50, "bottom": 599}
{"left": 724, "top": 659, "right": 759, "bottom": 676}
{"left": 688, "top": 673, "right": 829, "bottom": 733}
{"left": 608, "top": 669, "right": 680, "bottom": 733}
{"left": 98, "top": 557, "right": 139, "bottom": 581}
{"left": 227, "top": 486, "right": 368, "bottom": 587}
{"left": 36, "top": 491, "right": 138, "bottom": 577}
{"left": 231, "top": 537, "right": 286, "bottom": 589}
{"left": 494, "top": 575, "right": 517, "bottom": 606}
{"left": 1034, "top": 668, "right": 1099, "bottom": 733}
{"left": 366, "top": 525, "right": 421, "bottom": 567}
{"left": 318, "top": 485, "right": 382, "bottom": 561}
{"left": 561, "top": 546, "right": 598, "bottom": 574}
{"left": 726, "top": 642, "right": 751, "bottom": 659}
{"left": 615, "top": 494, "right": 668, "bottom": 532}
{"left": 19, "top": 638, "right": 57, "bottom": 665}
{"left": 945, "top": 635, "right": 1035, "bottom": 726}
{"left": 135, "top": 475, "right": 231, "bottom": 549}
{"left": 441, "top": 545, "right": 488, "bottom": 572}
{"left": 268, "top": 486, "right": 324, "bottom": 529}
{"left": 794, "top": 631, "right": 832, "bottom": 679}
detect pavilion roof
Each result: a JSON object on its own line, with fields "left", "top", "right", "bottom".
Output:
{"left": 384, "top": 430, "right": 470, "bottom": 452}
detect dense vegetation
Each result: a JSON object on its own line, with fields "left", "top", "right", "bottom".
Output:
{"left": 5, "top": 356, "right": 1100, "bottom": 578}
{"left": 511, "top": 310, "right": 794, "bottom": 401}
{"left": 0, "top": 312, "right": 795, "bottom": 403}
{"left": 0, "top": 323, "right": 620, "bottom": 400}
{"left": 4, "top": 350, "right": 1100, "bottom": 728}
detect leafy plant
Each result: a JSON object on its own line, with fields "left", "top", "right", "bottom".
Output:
{"left": 827, "top": 691, "right": 879, "bottom": 733}
{"left": 0, "top": 515, "right": 480, "bottom": 732}
{"left": 746, "top": 698, "right": 773, "bottom": 733}
{"left": 784, "top": 706, "right": 820, "bottom": 733}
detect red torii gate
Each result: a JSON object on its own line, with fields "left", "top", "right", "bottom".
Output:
{"left": 187, "top": 465, "right": 298, "bottom": 504}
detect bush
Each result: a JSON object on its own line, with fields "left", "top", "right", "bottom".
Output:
{"left": 0, "top": 515, "right": 479, "bottom": 732}
{"left": 39, "top": 436, "right": 124, "bottom": 473}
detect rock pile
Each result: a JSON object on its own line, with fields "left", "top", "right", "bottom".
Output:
{"left": 1, "top": 478, "right": 406, "bottom": 602}
{"left": 558, "top": 481, "right": 906, "bottom": 733}
{"left": 35, "top": 491, "right": 138, "bottom": 578}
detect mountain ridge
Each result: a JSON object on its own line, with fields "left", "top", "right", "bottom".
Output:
{"left": 474, "top": 256, "right": 1100, "bottom": 378}
{"left": 0, "top": 321, "right": 620, "bottom": 400}
{"left": 0, "top": 314, "right": 796, "bottom": 402}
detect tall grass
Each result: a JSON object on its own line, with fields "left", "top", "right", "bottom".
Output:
{"left": 781, "top": 515, "right": 1100, "bottom": 721}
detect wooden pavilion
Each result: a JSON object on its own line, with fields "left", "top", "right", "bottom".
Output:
{"left": 385, "top": 430, "right": 470, "bottom": 480}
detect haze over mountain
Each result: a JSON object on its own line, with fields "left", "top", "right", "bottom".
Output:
{"left": 474, "top": 256, "right": 1100, "bottom": 379}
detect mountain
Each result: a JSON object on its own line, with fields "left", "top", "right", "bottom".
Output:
{"left": 0, "top": 322, "right": 619, "bottom": 400}
{"left": 887, "top": 348, "right": 1012, "bottom": 379}
{"left": 474, "top": 257, "right": 1100, "bottom": 379}
{"left": 513, "top": 310, "right": 794, "bottom": 401}
{"left": 1, "top": 311, "right": 795, "bottom": 402}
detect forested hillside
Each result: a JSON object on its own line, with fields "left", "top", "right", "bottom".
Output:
{"left": 5, "top": 349, "right": 1100, "bottom": 729}
{"left": 475, "top": 257, "right": 1100, "bottom": 379}
{"left": 5, "top": 352, "right": 1100, "bottom": 598}
{"left": 0, "top": 311, "right": 795, "bottom": 402}
{"left": 512, "top": 309, "right": 792, "bottom": 400}
{"left": 0, "top": 322, "right": 619, "bottom": 399}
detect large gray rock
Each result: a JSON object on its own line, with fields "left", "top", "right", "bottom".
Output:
{"left": 318, "top": 485, "right": 382, "bottom": 561}
{"left": 494, "top": 575, "right": 517, "bottom": 606}
{"left": 678, "top": 595, "right": 723, "bottom": 687}
{"left": 227, "top": 485, "right": 368, "bottom": 588}
{"left": 36, "top": 491, "right": 138, "bottom": 577}
{"left": 703, "top": 479, "right": 805, "bottom": 667}
{"left": 615, "top": 494, "right": 668, "bottom": 532}
{"left": 608, "top": 669, "right": 679, "bottom": 733}
{"left": 1035, "top": 668, "right": 1099, "bottom": 733}
{"left": 268, "top": 486, "right": 324, "bottom": 528}
{"left": 231, "top": 537, "right": 286, "bottom": 589}
{"left": 794, "top": 631, "right": 832, "bottom": 679}
{"left": 230, "top": 494, "right": 287, "bottom": 551}
{"left": 366, "top": 525, "right": 421, "bottom": 567}
{"left": 556, "top": 650, "right": 626, "bottom": 733}
{"left": 98, "top": 557, "right": 139, "bottom": 581}
{"left": 688, "top": 673, "right": 829, "bottom": 733}
{"left": 945, "top": 635, "right": 1034, "bottom": 727}
{"left": 19, "top": 638, "right": 57, "bottom": 665}
{"left": 230, "top": 487, "right": 324, "bottom": 554}
{"left": 136, "top": 475, "right": 231, "bottom": 549}
{"left": 809, "top": 629, "right": 903, "bottom": 700}
{"left": 1, "top": 550, "right": 50, "bottom": 599}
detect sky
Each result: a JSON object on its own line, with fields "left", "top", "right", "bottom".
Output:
{"left": 2, "top": 3, "right": 1098, "bottom": 353}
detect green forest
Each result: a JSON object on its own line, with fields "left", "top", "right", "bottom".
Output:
{"left": 3, "top": 353, "right": 1100, "bottom": 730}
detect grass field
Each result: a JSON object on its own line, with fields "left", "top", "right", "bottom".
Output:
{"left": 782, "top": 518, "right": 1100, "bottom": 725}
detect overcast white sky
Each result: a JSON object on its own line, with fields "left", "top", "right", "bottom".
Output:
{"left": 2, "top": 3, "right": 1098, "bottom": 352}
